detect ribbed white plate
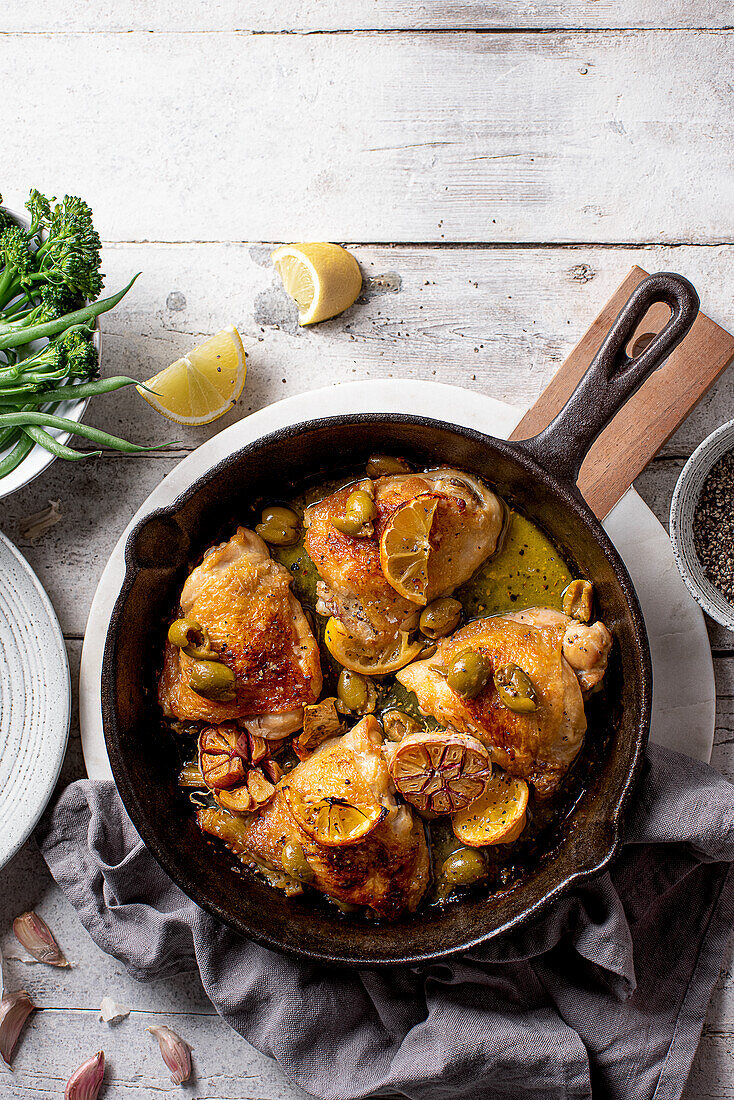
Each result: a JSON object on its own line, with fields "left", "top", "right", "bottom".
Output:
{"left": 80, "top": 380, "right": 715, "bottom": 778}
{"left": 0, "top": 530, "right": 70, "bottom": 869}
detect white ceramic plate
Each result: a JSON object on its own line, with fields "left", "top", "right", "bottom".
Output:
{"left": 0, "top": 530, "right": 70, "bottom": 869}
{"left": 80, "top": 380, "right": 715, "bottom": 778}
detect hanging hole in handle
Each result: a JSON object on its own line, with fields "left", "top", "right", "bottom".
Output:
{"left": 624, "top": 302, "right": 672, "bottom": 359}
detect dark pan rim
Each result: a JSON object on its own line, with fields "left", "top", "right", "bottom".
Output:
{"left": 102, "top": 412, "right": 651, "bottom": 967}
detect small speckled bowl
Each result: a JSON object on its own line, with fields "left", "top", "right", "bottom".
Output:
{"left": 670, "top": 418, "right": 734, "bottom": 631}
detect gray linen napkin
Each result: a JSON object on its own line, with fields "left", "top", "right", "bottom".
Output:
{"left": 37, "top": 743, "right": 734, "bottom": 1100}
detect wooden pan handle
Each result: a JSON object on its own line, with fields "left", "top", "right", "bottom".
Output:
{"left": 509, "top": 266, "right": 734, "bottom": 519}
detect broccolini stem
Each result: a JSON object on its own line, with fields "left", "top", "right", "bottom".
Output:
{"left": 0, "top": 274, "right": 140, "bottom": 349}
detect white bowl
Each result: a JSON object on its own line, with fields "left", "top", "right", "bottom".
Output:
{"left": 670, "top": 418, "right": 734, "bottom": 630}
{"left": 0, "top": 206, "right": 98, "bottom": 500}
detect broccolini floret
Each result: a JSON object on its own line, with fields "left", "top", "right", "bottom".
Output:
{"left": 0, "top": 189, "right": 143, "bottom": 476}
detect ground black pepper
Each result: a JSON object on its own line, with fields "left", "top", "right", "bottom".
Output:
{"left": 693, "top": 451, "right": 734, "bottom": 601}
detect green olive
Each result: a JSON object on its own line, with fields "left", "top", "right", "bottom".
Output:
{"left": 382, "top": 709, "right": 422, "bottom": 742}
{"left": 256, "top": 505, "right": 300, "bottom": 546}
{"left": 331, "top": 489, "right": 377, "bottom": 538}
{"left": 337, "top": 668, "right": 370, "bottom": 712}
{"left": 331, "top": 513, "right": 369, "bottom": 537}
{"left": 345, "top": 489, "right": 377, "bottom": 524}
{"left": 331, "top": 898, "right": 361, "bottom": 914}
{"left": 419, "top": 598, "right": 462, "bottom": 640}
{"left": 447, "top": 649, "right": 492, "bottom": 698}
{"left": 281, "top": 838, "right": 315, "bottom": 884}
{"left": 365, "top": 453, "right": 411, "bottom": 478}
{"left": 168, "top": 618, "right": 214, "bottom": 660}
{"left": 562, "top": 579, "right": 594, "bottom": 622}
{"left": 440, "top": 848, "right": 487, "bottom": 887}
{"left": 188, "top": 660, "right": 237, "bottom": 702}
{"left": 494, "top": 663, "right": 538, "bottom": 714}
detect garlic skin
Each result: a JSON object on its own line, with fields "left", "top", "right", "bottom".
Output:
{"left": 99, "top": 996, "right": 130, "bottom": 1023}
{"left": 19, "top": 498, "right": 62, "bottom": 541}
{"left": 148, "top": 1024, "right": 192, "bottom": 1084}
{"left": 0, "top": 990, "right": 35, "bottom": 1065}
{"left": 13, "top": 911, "right": 69, "bottom": 967}
{"left": 65, "top": 1050, "right": 105, "bottom": 1100}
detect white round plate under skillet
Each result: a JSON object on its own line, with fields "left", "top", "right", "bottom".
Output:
{"left": 80, "top": 380, "right": 715, "bottom": 779}
{"left": 0, "top": 530, "right": 70, "bottom": 869}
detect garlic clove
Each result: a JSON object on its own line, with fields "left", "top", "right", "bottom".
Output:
{"left": 388, "top": 729, "right": 492, "bottom": 815}
{"left": 0, "top": 990, "right": 35, "bottom": 1065}
{"left": 99, "top": 996, "right": 130, "bottom": 1023}
{"left": 148, "top": 1024, "right": 192, "bottom": 1085}
{"left": 13, "top": 910, "right": 69, "bottom": 967}
{"left": 65, "top": 1050, "right": 105, "bottom": 1100}
{"left": 262, "top": 757, "right": 283, "bottom": 784}
{"left": 246, "top": 768, "right": 276, "bottom": 807}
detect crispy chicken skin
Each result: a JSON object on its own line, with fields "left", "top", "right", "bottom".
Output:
{"left": 218, "top": 717, "right": 430, "bottom": 918}
{"left": 158, "top": 527, "right": 322, "bottom": 724}
{"left": 396, "top": 613, "right": 592, "bottom": 797}
{"left": 304, "top": 468, "right": 503, "bottom": 651}
{"left": 507, "top": 607, "right": 613, "bottom": 696}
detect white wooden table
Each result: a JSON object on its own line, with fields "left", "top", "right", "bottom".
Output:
{"left": 1, "top": 4, "right": 734, "bottom": 1095}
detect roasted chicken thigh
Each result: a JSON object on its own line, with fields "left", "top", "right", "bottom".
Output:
{"left": 396, "top": 608, "right": 610, "bottom": 797}
{"left": 159, "top": 527, "right": 322, "bottom": 726}
{"left": 200, "top": 716, "right": 430, "bottom": 918}
{"left": 304, "top": 468, "right": 503, "bottom": 652}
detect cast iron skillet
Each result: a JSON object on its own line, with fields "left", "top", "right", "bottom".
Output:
{"left": 102, "top": 272, "right": 699, "bottom": 967}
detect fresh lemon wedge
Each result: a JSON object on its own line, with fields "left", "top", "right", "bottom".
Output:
{"left": 324, "top": 617, "right": 423, "bottom": 676}
{"left": 271, "top": 243, "right": 362, "bottom": 325}
{"left": 379, "top": 493, "right": 439, "bottom": 605}
{"left": 451, "top": 769, "right": 529, "bottom": 847}
{"left": 137, "top": 326, "right": 246, "bottom": 425}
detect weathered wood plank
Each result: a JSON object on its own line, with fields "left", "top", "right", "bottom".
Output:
{"left": 1, "top": 223, "right": 733, "bottom": 639}
{"left": 0, "top": 241, "right": 725, "bottom": 455}
{"left": 2, "top": 32, "right": 734, "bottom": 244}
{"left": 4, "top": 2, "right": 732, "bottom": 32}
{"left": 684, "top": 1027, "right": 734, "bottom": 1100}
{"left": 0, "top": 457, "right": 180, "bottom": 637}
{"left": 0, "top": 1008, "right": 310, "bottom": 1099}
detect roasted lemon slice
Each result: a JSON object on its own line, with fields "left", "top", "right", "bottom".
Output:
{"left": 388, "top": 730, "right": 492, "bottom": 815}
{"left": 284, "top": 788, "right": 382, "bottom": 846}
{"left": 138, "top": 326, "right": 246, "bottom": 425}
{"left": 452, "top": 769, "right": 529, "bottom": 846}
{"left": 379, "top": 493, "right": 439, "bottom": 605}
{"left": 324, "top": 616, "right": 423, "bottom": 675}
{"left": 271, "top": 243, "right": 362, "bottom": 326}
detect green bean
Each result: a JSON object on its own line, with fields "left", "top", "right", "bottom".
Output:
{"left": 0, "top": 377, "right": 144, "bottom": 405}
{"left": 0, "top": 412, "right": 171, "bottom": 453}
{"left": 0, "top": 425, "right": 21, "bottom": 451}
{"left": 0, "top": 433, "right": 36, "bottom": 478}
{"left": 21, "top": 424, "right": 101, "bottom": 462}
{"left": 0, "top": 275, "right": 140, "bottom": 350}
